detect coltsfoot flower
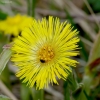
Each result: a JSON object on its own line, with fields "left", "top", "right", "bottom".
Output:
{"left": 11, "top": 16, "right": 80, "bottom": 89}
{"left": 0, "top": 14, "right": 33, "bottom": 36}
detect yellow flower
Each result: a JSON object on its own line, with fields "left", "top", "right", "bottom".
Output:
{"left": 0, "top": 14, "right": 33, "bottom": 36}
{"left": 11, "top": 16, "right": 80, "bottom": 89}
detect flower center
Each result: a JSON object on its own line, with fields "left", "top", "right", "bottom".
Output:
{"left": 38, "top": 45, "right": 54, "bottom": 63}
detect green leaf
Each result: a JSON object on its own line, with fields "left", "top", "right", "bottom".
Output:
{"left": 82, "top": 33, "right": 100, "bottom": 95}
{"left": 85, "top": 32, "right": 100, "bottom": 75}
{"left": 0, "top": 48, "right": 12, "bottom": 75}
{"left": 0, "top": 11, "right": 8, "bottom": 20}
{"left": 87, "top": 33, "right": 100, "bottom": 66}
{"left": 0, "top": 34, "right": 12, "bottom": 89}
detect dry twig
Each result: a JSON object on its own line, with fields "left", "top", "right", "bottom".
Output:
{"left": 0, "top": 80, "right": 18, "bottom": 100}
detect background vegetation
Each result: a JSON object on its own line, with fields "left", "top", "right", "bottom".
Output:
{"left": 0, "top": 0, "right": 100, "bottom": 100}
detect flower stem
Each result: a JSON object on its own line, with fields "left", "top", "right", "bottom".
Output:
{"left": 32, "top": 0, "right": 37, "bottom": 17}
{"left": 27, "top": 0, "right": 31, "bottom": 15}
{"left": 67, "top": 73, "right": 88, "bottom": 100}
{"left": 64, "top": 82, "right": 70, "bottom": 100}
{"left": 31, "top": 88, "right": 44, "bottom": 100}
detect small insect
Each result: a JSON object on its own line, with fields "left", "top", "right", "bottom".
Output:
{"left": 40, "top": 59, "right": 45, "bottom": 63}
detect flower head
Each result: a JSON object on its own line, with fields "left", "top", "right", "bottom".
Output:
{"left": 11, "top": 16, "right": 80, "bottom": 89}
{"left": 0, "top": 14, "right": 33, "bottom": 36}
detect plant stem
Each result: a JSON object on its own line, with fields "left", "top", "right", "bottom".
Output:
{"left": 67, "top": 73, "right": 88, "bottom": 100}
{"left": 31, "top": 88, "right": 44, "bottom": 100}
{"left": 27, "top": 0, "right": 31, "bottom": 15}
{"left": 32, "top": 0, "right": 37, "bottom": 17}
{"left": 64, "top": 81, "right": 70, "bottom": 100}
